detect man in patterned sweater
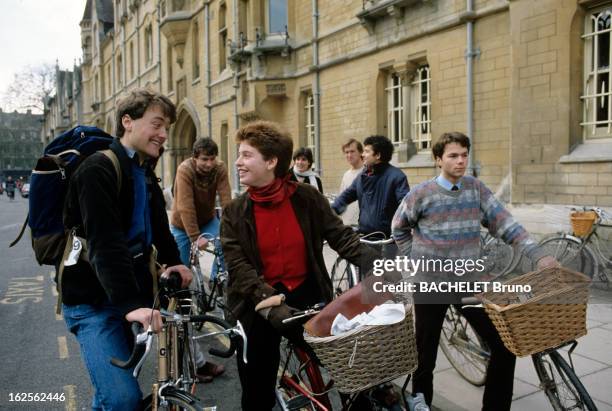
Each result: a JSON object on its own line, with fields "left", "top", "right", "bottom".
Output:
{"left": 392, "top": 132, "right": 556, "bottom": 411}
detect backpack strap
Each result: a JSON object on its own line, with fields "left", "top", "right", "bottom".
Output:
{"left": 55, "top": 149, "right": 123, "bottom": 315}
{"left": 101, "top": 149, "right": 122, "bottom": 192}
{"left": 9, "top": 213, "right": 28, "bottom": 248}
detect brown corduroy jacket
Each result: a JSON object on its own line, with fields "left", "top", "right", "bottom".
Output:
{"left": 220, "top": 183, "right": 380, "bottom": 330}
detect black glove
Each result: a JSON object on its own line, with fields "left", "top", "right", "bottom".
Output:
{"left": 266, "top": 303, "right": 298, "bottom": 331}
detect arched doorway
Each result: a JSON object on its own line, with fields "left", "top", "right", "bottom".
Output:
{"left": 169, "top": 108, "right": 197, "bottom": 181}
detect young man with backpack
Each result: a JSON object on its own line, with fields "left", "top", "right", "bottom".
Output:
{"left": 391, "top": 132, "right": 557, "bottom": 411}
{"left": 61, "top": 89, "right": 192, "bottom": 410}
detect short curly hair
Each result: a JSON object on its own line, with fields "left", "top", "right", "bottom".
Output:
{"left": 363, "top": 135, "right": 394, "bottom": 163}
{"left": 115, "top": 88, "right": 176, "bottom": 138}
{"left": 235, "top": 121, "right": 293, "bottom": 178}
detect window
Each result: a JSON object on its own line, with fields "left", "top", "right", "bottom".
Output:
{"left": 582, "top": 7, "right": 612, "bottom": 139}
{"left": 117, "top": 53, "right": 123, "bottom": 87}
{"left": 94, "top": 73, "right": 99, "bottom": 102}
{"left": 220, "top": 122, "right": 229, "bottom": 165}
{"left": 411, "top": 65, "right": 431, "bottom": 151}
{"left": 192, "top": 20, "right": 200, "bottom": 79}
{"left": 219, "top": 3, "right": 227, "bottom": 71}
{"left": 239, "top": 0, "right": 250, "bottom": 42}
{"left": 93, "top": 24, "right": 98, "bottom": 56}
{"left": 305, "top": 93, "right": 315, "bottom": 151}
{"left": 268, "top": 0, "right": 287, "bottom": 34}
{"left": 107, "top": 66, "right": 112, "bottom": 96}
{"left": 167, "top": 44, "right": 173, "bottom": 92}
{"left": 129, "top": 41, "right": 135, "bottom": 79}
{"left": 145, "top": 25, "right": 153, "bottom": 66}
{"left": 386, "top": 73, "right": 404, "bottom": 144}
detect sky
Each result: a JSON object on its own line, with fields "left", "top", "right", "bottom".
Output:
{"left": 0, "top": 0, "right": 87, "bottom": 112}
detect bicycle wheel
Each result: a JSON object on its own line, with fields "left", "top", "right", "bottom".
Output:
{"left": 480, "top": 231, "right": 517, "bottom": 278}
{"left": 439, "top": 306, "right": 490, "bottom": 386}
{"left": 277, "top": 338, "right": 332, "bottom": 411}
{"left": 532, "top": 350, "right": 597, "bottom": 411}
{"left": 538, "top": 236, "right": 598, "bottom": 280}
{"left": 329, "top": 256, "right": 356, "bottom": 296}
{"left": 142, "top": 391, "right": 209, "bottom": 411}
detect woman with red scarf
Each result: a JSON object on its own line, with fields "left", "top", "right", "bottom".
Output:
{"left": 220, "top": 121, "right": 379, "bottom": 410}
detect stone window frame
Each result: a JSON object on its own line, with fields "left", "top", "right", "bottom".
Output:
{"left": 582, "top": 5, "right": 612, "bottom": 140}
{"left": 304, "top": 92, "right": 316, "bottom": 152}
{"left": 219, "top": 1, "right": 228, "bottom": 72}
{"left": 561, "top": 1, "right": 612, "bottom": 163}
{"left": 411, "top": 65, "right": 432, "bottom": 152}
{"left": 144, "top": 24, "right": 153, "bottom": 67}
{"left": 192, "top": 19, "right": 200, "bottom": 80}
{"left": 378, "top": 57, "right": 432, "bottom": 165}
{"left": 386, "top": 72, "right": 404, "bottom": 144}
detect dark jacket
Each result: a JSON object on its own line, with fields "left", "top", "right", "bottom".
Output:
{"left": 332, "top": 162, "right": 409, "bottom": 236}
{"left": 288, "top": 171, "right": 324, "bottom": 193}
{"left": 62, "top": 138, "right": 181, "bottom": 315}
{"left": 220, "top": 183, "right": 378, "bottom": 329}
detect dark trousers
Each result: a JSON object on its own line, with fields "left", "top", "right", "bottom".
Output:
{"left": 412, "top": 303, "right": 516, "bottom": 411}
{"left": 237, "top": 278, "right": 322, "bottom": 411}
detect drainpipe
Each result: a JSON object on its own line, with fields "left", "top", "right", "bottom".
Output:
{"left": 465, "top": 0, "right": 479, "bottom": 177}
{"left": 156, "top": 1, "right": 165, "bottom": 186}
{"left": 205, "top": 1, "right": 212, "bottom": 138}
{"left": 136, "top": 5, "right": 141, "bottom": 87}
{"left": 312, "top": 0, "right": 321, "bottom": 175}
{"left": 232, "top": 0, "right": 241, "bottom": 192}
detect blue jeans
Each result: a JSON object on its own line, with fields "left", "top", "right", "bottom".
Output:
{"left": 63, "top": 302, "right": 142, "bottom": 411}
{"left": 170, "top": 218, "right": 225, "bottom": 279}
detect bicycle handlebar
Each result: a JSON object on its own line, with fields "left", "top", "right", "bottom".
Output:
{"left": 159, "top": 271, "right": 182, "bottom": 292}
{"left": 191, "top": 316, "right": 249, "bottom": 364}
{"left": 359, "top": 237, "right": 395, "bottom": 245}
{"left": 191, "top": 315, "right": 237, "bottom": 358}
{"left": 109, "top": 323, "right": 152, "bottom": 377}
{"left": 460, "top": 296, "right": 481, "bottom": 306}
{"left": 282, "top": 302, "right": 326, "bottom": 324}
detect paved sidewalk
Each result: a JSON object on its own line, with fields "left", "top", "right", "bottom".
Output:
{"left": 395, "top": 291, "right": 612, "bottom": 411}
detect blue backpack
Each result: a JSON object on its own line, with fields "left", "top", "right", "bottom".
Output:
{"left": 10, "top": 125, "right": 121, "bottom": 265}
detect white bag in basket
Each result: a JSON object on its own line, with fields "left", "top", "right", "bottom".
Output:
{"left": 330, "top": 303, "right": 405, "bottom": 335}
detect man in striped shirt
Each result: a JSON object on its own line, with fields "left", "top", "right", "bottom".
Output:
{"left": 392, "top": 132, "right": 556, "bottom": 411}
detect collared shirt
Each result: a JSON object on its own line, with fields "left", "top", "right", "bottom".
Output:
{"left": 436, "top": 175, "right": 462, "bottom": 191}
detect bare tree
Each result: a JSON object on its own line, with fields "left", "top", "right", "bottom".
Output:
{"left": 2, "top": 63, "right": 56, "bottom": 113}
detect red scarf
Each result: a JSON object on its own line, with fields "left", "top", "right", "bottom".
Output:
{"left": 247, "top": 175, "right": 297, "bottom": 205}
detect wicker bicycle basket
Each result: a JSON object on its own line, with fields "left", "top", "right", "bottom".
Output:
{"left": 570, "top": 210, "right": 597, "bottom": 237}
{"left": 478, "top": 266, "right": 590, "bottom": 357}
{"left": 303, "top": 305, "right": 417, "bottom": 394}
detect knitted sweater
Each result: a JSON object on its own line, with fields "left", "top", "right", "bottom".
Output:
{"left": 170, "top": 158, "right": 231, "bottom": 240}
{"left": 391, "top": 176, "right": 544, "bottom": 278}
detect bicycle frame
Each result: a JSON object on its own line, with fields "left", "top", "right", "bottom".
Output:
{"left": 278, "top": 346, "right": 332, "bottom": 411}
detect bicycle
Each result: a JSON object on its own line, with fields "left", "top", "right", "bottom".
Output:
{"left": 111, "top": 273, "right": 247, "bottom": 410}
{"left": 440, "top": 295, "right": 596, "bottom": 411}
{"left": 480, "top": 230, "right": 519, "bottom": 279}
{"left": 537, "top": 207, "right": 612, "bottom": 289}
{"left": 276, "top": 305, "right": 408, "bottom": 411}
{"left": 328, "top": 233, "right": 395, "bottom": 297}
{"left": 189, "top": 232, "right": 229, "bottom": 319}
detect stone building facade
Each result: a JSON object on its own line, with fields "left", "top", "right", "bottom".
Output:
{"left": 40, "top": 64, "right": 84, "bottom": 145}
{"left": 44, "top": 0, "right": 612, "bottom": 233}
{"left": 0, "top": 109, "right": 43, "bottom": 179}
